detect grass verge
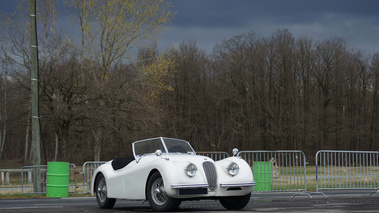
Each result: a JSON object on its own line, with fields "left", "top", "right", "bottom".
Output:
{"left": 0, "top": 193, "right": 93, "bottom": 199}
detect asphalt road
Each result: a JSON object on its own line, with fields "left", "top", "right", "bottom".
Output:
{"left": 1, "top": 191, "right": 379, "bottom": 212}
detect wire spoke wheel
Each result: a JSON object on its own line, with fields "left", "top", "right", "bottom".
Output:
{"left": 147, "top": 172, "right": 181, "bottom": 211}
{"left": 151, "top": 177, "right": 169, "bottom": 205}
{"left": 95, "top": 173, "right": 116, "bottom": 209}
{"left": 97, "top": 177, "right": 107, "bottom": 203}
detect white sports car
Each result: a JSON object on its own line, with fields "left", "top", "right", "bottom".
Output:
{"left": 91, "top": 137, "right": 255, "bottom": 211}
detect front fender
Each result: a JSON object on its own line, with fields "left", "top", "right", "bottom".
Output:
{"left": 214, "top": 157, "right": 255, "bottom": 194}
{"left": 91, "top": 162, "right": 113, "bottom": 196}
{"left": 215, "top": 157, "right": 254, "bottom": 179}
{"left": 152, "top": 159, "right": 209, "bottom": 197}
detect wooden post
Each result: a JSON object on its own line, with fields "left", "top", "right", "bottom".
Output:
{"left": 30, "top": 0, "right": 41, "bottom": 192}
{"left": 5, "top": 172, "right": 9, "bottom": 185}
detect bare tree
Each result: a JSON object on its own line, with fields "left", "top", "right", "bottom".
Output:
{"left": 68, "top": 0, "right": 175, "bottom": 160}
{"left": 161, "top": 41, "right": 211, "bottom": 150}
{"left": 296, "top": 37, "right": 315, "bottom": 154}
{"left": 0, "top": 51, "right": 8, "bottom": 161}
{"left": 369, "top": 53, "right": 379, "bottom": 150}
{"left": 313, "top": 38, "right": 348, "bottom": 149}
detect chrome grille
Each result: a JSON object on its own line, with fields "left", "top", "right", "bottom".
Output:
{"left": 202, "top": 161, "right": 217, "bottom": 191}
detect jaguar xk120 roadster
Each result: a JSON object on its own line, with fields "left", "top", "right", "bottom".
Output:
{"left": 91, "top": 137, "right": 255, "bottom": 211}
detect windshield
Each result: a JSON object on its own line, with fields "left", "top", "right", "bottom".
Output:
{"left": 164, "top": 138, "right": 195, "bottom": 154}
{"left": 132, "top": 137, "right": 195, "bottom": 157}
{"left": 133, "top": 138, "right": 165, "bottom": 157}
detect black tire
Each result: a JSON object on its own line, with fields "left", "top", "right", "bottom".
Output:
{"left": 146, "top": 172, "right": 181, "bottom": 212}
{"left": 219, "top": 192, "right": 251, "bottom": 210}
{"left": 95, "top": 173, "right": 116, "bottom": 209}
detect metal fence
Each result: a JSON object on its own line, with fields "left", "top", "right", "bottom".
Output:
{"left": 315, "top": 150, "right": 379, "bottom": 192}
{"left": 238, "top": 150, "right": 308, "bottom": 195}
{"left": 21, "top": 165, "right": 47, "bottom": 194}
{"left": 7, "top": 149, "right": 379, "bottom": 196}
{"left": 197, "top": 151, "right": 229, "bottom": 161}
{"left": 21, "top": 164, "right": 77, "bottom": 194}
{"left": 82, "top": 161, "right": 106, "bottom": 194}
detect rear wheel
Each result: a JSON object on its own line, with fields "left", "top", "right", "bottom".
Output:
{"left": 146, "top": 172, "right": 181, "bottom": 211}
{"left": 219, "top": 192, "right": 251, "bottom": 210}
{"left": 95, "top": 173, "right": 116, "bottom": 209}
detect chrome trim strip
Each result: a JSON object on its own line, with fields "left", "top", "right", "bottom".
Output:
{"left": 220, "top": 182, "right": 256, "bottom": 188}
{"left": 171, "top": 184, "right": 208, "bottom": 189}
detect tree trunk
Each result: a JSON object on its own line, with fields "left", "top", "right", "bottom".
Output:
{"left": 54, "top": 132, "right": 58, "bottom": 161}
{"left": 93, "top": 129, "right": 102, "bottom": 161}
{"left": 0, "top": 116, "right": 5, "bottom": 161}
{"left": 24, "top": 123, "right": 30, "bottom": 163}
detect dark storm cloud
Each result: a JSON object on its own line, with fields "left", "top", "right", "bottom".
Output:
{"left": 0, "top": 1, "right": 16, "bottom": 13}
{"left": 0, "top": 0, "right": 377, "bottom": 54}
{"left": 161, "top": 0, "right": 379, "bottom": 54}
{"left": 170, "top": 0, "right": 255, "bottom": 28}
{"left": 171, "top": 0, "right": 379, "bottom": 28}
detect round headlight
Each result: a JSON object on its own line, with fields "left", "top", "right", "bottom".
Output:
{"left": 186, "top": 163, "right": 197, "bottom": 177}
{"left": 227, "top": 162, "right": 239, "bottom": 176}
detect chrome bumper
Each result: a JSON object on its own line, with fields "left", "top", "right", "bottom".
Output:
{"left": 171, "top": 182, "right": 255, "bottom": 189}
{"left": 220, "top": 182, "right": 256, "bottom": 188}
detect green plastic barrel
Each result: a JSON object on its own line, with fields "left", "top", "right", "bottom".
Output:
{"left": 253, "top": 161, "right": 272, "bottom": 191}
{"left": 46, "top": 162, "right": 69, "bottom": 197}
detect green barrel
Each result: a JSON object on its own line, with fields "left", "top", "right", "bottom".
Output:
{"left": 46, "top": 162, "right": 69, "bottom": 197}
{"left": 253, "top": 161, "right": 272, "bottom": 191}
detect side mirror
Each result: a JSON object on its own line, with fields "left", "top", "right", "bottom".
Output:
{"left": 155, "top": 149, "right": 163, "bottom": 156}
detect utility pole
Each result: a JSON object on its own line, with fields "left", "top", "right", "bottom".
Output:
{"left": 30, "top": 0, "right": 41, "bottom": 192}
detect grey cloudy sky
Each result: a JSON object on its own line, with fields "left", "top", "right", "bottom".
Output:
{"left": 0, "top": 0, "right": 378, "bottom": 55}
{"left": 160, "top": 0, "right": 379, "bottom": 55}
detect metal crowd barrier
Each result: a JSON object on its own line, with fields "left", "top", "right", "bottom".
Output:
{"left": 10, "top": 150, "right": 379, "bottom": 197}
{"left": 21, "top": 165, "right": 47, "bottom": 194}
{"left": 197, "top": 151, "right": 229, "bottom": 161}
{"left": 238, "top": 150, "right": 308, "bottom": 196}
{"left": 315, "top": 150, "right": 379, "bottom": 193}
{"left": 82, "top": 161, "right": 106, "bottom": 193}
{"left": 21, "top": 164, "right": 77, "bottom": 194}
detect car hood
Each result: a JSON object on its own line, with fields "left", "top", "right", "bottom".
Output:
{"left": 162, "top": 153, "right": 215, "bottom": 163}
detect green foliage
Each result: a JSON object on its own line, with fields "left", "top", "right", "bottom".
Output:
{"left": 141, "top": 52, "right": 176, "bottom": 102}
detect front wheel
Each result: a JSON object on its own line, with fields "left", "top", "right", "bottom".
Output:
{"left": 219, "top": 192, "right": 251, "bottom": 210}
{"left": 95, "top": 173, "right": 116, "bottom": 209}
{"left": 146, "top": 172, "right": 181, "bottom": 211}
